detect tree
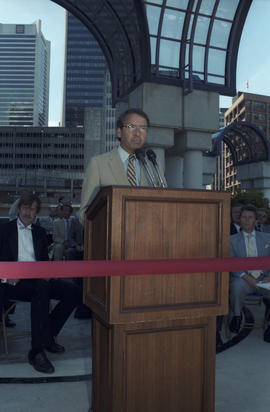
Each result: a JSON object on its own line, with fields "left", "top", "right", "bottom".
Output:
{"left": 231, "top": 189, "right": 269, "bottom": 209}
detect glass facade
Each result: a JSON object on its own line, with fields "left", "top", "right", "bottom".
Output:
{"left": 0, "top": 21, "right": 50, "bottom": 126}
{"left": 57, "top": 0, "right": 251, "bottom": 101}
{"left": 145, "top": 0, "right": 238, "bottom": 88}
{"left": 62, "top": 12, "right": 106, "bottom": 127}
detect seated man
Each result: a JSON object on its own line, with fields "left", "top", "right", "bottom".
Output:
{"left": 256, "top": 207, "right": 270, "bottom": 233}
{"left": 53, "top": 203, "right": 74, "bottom": 260}
{"left": 229, "top": 204, "right": 270, "bottom": 341}
{"left": 230, "top": 203, "right": 243, "bottom": 235}
{"left": 0, "top": 191, "right": 80, "bottom": 373}
{"left": 65, "top": 213, "right": 84, "bottom": 261}
{"left": 39, "top": 206, "right": 57, "bottom": 246}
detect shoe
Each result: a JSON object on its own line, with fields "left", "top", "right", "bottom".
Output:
{"left": 74, "top": 304, "right": 92, "bottom": 319}
{"left": 0, "top": 315, "right": 16, "bottom": 328}
{"left": 45, "top": 340, "right": 65, "bottom": 353}
{"left": 229, "top": 315, "right": 242, "bottom": 334}
{"left": 28, "top": 350, "right": 55, "bottom": 374}
{"left": 264, "top": 326, "right": 270, "bottom": 342}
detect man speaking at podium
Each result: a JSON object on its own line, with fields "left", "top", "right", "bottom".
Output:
{"left": 79, "top": 108, "right": 167, "bottom": 223}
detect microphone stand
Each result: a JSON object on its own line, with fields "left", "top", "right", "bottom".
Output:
{"left": 146, "top": 149, "right": 167, "bottom": 188}
{"left": 135, "top": 149, "right": 157, "bottom": 187}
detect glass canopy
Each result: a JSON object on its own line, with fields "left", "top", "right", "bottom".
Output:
{"left": 207, "top": 122, "right": 270, "bottom": 165}
{"left": 53, "top": 0, "right": 252, "bottom": 103}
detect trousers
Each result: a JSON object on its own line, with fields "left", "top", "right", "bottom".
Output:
{"left": 3, "top": 278, "right": 80, "bottom": 351}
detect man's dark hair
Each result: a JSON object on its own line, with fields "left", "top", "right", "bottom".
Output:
{"left": 18, "top": 191, "right": 41, "bottom": 214}
{"left": 116, "top": 108, "right": 150, "bottom": 129}
{"left": 240, "top": 204, "right": 258, "bottom": 219}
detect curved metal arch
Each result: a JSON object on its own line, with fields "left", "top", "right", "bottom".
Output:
{"left": 52, "top": 0, "right": 150, "bottom": 104}
{"left": 145, "top": 0, "right": 253, "bottom": 95}
{"left": 51, "top": 0, "right": 252, "bottom": 102}
{"left": 206, "top": 121, "right": 270, "bottom": 166}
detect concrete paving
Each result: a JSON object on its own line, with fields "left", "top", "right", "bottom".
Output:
{"left": 1, "top": 302, "right": 270, "bottom": 412}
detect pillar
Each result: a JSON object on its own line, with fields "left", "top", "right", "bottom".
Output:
{"left": 183, "top": 150, "right": 203, "bottom": 188}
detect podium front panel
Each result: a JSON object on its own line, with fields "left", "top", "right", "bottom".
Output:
{"left": 84, "top": 187, "right": 230, "bottom": 324}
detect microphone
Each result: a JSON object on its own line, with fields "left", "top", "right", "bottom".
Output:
{"left": 146, "top": 149, "right": 167, "bottom": 188}
{"left": 135, "top": 149, "right": 157, "bottom": 187}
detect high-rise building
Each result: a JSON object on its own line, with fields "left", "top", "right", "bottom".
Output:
{"left": 61, "top": 11, "right": 116, "bottom": 155}
{"left": 0, "top": 20, "right": 50, "bottom": 126}
{"left": 62, "top": 11, "right": 106, "bottom": 127}
{"left": 224, "top": 91, "right": 270, "bottom": 192}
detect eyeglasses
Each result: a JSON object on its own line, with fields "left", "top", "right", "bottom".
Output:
{"left": 122, "top": 123, "right": 148, "bottom": 133}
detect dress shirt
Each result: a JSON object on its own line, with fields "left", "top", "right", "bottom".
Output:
{"left": 17, "top": 218, "right": 35, "bottom": 262}
{"left": 118, "top": 146, "right": 140, "bottom": 185}
{"left": 240, "top": 230, "right": 261, "bottom": 278}
{"left": 243, "top": 230, "right": 258, "bottom": 256}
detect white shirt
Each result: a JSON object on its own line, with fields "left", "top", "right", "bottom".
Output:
{"left": 240, "top": 230, "right": 259, "bottom": 278}
{"left": 17, "top": 218, "right": 36, "bottom": 262}
{"left": 118, "top": 146, "right": 141, "bottom": 185}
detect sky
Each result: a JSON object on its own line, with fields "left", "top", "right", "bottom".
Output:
{"left": 0, "top": 0, "right": 65, "bottom": 126}
{"left": 1, "top": 0, "right": 270, "bottom": 123}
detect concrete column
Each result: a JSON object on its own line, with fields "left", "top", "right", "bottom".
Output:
{"left": 237, "top": 162, "right": 270, "bottom": 202}
{"left": 165, "top": 155, "right": 183, "bottom": 188}
{"left": 183, "top": 150, "right": 203, "bottom": 189}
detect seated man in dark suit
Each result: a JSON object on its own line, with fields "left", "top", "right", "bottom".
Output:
{"left": 229, "top": 204, "right": 270, "bottom": 341}
{"left": 0, "top": 191, "right": 80, "bottom": 373}
{"left": 230, "top": 203, "right": 243, "bottom": 235}
{"left": 65, "top": 213, "right": 84, "bottom": 261}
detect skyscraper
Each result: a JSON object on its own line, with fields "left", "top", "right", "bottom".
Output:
{"left": 0, "top": 20, "right": 50, "bottom": 127}
{"left": 61, "top": 11, "right": 116, "bottom": 158}
{"left": 61, "top": 12, "right": 106, "bottom": 127}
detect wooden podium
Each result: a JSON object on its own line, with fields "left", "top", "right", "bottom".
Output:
{"left": 83, "top": 186, "right": 230, "bottom": 412}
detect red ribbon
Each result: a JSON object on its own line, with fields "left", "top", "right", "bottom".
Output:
{"left": 0, "top": 256, "right": 270, "bottom": 279}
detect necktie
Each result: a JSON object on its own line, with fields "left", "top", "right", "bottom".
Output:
{"left": 127, "top": 154, "right": 137, "bottom": 186}
{"left": 247, "top": 234, "right": 261, "bottom": 279}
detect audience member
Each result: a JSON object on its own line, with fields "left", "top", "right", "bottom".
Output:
{"left": 229, "top": 204, "right": 270, "bottom": 341}
{"left": 0, "top": 191, "right": 80, "bottom": 373}
{"left": 256, "top": 207, "right": 270, "bottom": 233}
{"left": 63, "top": 213, "right": 91, "bottom": 319}
{"left": 40, "top": 206, "right": 57, "bottom": 246}
{"left": 65, "top": 213, "right": 84, "bottom": 261}
{"left": 230, "top": 203, "right": 243, "bottom": 235}
{"left": 53, "top": 203, "right": 73, "bottom": 261}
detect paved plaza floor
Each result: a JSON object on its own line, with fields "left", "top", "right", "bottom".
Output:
{"left": 1, "top": 302, "right": 270, "bottom": 412}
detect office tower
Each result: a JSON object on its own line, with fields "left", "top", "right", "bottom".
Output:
{"left": 61, "top": 11, "right": 116, "bottom": 155}
{"left": 0, "top": 126, "right": 85, "bottom": 203}
{"left": 0, "top": 20, "right": 50, "bottom": 126}
{"left": 62, "top": 11, "right": 106, "bottom": 127}
{"left": 224, "top": 91, "right": 270, "bottom": 192}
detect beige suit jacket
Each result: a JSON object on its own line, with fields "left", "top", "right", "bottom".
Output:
{"left": 79, "top": 147, "right": 166, "bottom": 223}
